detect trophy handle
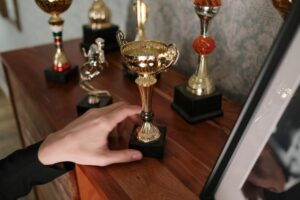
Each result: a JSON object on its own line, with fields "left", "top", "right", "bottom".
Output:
{"left": 157, "top": 44, "right": 179, "bottom": 73}
{"left": 116, "top": 30, "right": 128, "bottom": 47}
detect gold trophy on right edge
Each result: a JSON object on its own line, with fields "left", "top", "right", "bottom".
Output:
{"left": 172, "top": 0, "right": 223, "bottom": 123}
{"left": 272, "top": 0, "right": 293, "bottom": 19}
{"left": 117, "top": 31, "right": 179, "bottom": 158}
{"left": 133, "top": 0, "right": 149, "bottom": 41}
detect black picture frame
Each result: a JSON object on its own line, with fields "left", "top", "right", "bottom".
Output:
{"left": 200, "top": 1, "right": 300, "bottom": 199}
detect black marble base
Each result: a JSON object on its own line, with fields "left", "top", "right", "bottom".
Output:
{"left": 44, "top": 65, "right": 78, "bottom": 84}
{"left": 129, "top": 125, "right": 166, "bottom": 159}
{"left": 76, "top": 95, "right": 112, "bottom": 115}
{"left": 81, "top": 24, "right": 119, "bottom": 52}
{"left": 172, "top": 85, "right": 223, "bottom": 123}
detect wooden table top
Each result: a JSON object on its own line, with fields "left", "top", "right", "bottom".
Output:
{"left": 1, "top": 39, "right": 241, "bottom": 199}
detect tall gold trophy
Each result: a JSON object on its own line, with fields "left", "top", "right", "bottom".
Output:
{"left": 123, "top": 0, "right": 149, "bottom": 79}
{"left": 134, "top": 0, "right": 149, "bottom": 41}
{"left": 172, "top": 0, "right": 223, "bottom": 123}
{"left": 81, "top": 0, "right": 119, "bottom": 51}
{"left": 117, "top": 31, "right": 179, "bottom": 158}
{"left": 272, "top": 0, "right": 293, "bottom": 18}
{"left": 35, "top": 0, "right": 78, "bottom": 83}
{"left": 77, "top": 38, "right": 112, "bottom": 115}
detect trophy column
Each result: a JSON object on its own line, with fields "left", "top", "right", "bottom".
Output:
{"left": 123, "top": 0, "right": 149, "bottom": 79}
{"left": 172, "top": 0, "right": 223, "bottom": 123}
{"left": 81, "top": 0, "right": 119, "bottom": 52}
{"left": 134, "top": 0, "right": 148, "bottom": 41}
{"left": 35, "top": 0, "right": 78, "bottom": 83}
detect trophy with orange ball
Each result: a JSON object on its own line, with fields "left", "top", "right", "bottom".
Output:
{"left": 172, "top": 0, "right": 223, "bottom": 123}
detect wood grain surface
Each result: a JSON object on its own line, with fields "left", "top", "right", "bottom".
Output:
{"left": 1, "top": 39, "right": 241, "bottom": 200}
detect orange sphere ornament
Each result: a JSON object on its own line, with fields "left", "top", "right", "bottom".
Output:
{"left": 192, "top": 36, "right": 216, "bottom": 55}
{"left": 194, "top": 0, "right": 221, "bottom": 6}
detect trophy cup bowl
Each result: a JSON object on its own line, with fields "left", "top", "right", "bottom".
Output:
{"left": 117, "top": 31, "right": 179, "bottom": 157}
{"left": 35, "top": 0, "right": 78, "bottom": 83}
{"left": 121, "top": 41, "right": 178, "bottom": 75}
{"left": 35, "top": 0, "right": 72, "bottom": 13}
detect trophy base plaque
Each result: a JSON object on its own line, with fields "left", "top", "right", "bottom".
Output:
{"left": 129, "top": 125, "right": 166, "bottom": 159}
{"left": 81, "top": 24, "right": 119, "bottom": 52}
{"left": 172, "top": 85, "right": 223, "bottom": 123}
{"left": 76, "top": 95, "right": 113, "bottom": 115}
{"left": 44, "top": 65, "right": 78, "bottom": 83}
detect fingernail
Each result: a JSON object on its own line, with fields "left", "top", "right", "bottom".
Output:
{"left": 132, "top": 152, "right": 143, "bottom": 160}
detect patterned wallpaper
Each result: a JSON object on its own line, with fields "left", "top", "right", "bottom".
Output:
{"left": 122, "top": 0, "right": 283, "bottom": 104}
{"left": 0, "top": 0, "right": 283, "bottom": 104}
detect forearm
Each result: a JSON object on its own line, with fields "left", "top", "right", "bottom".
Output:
{"left": 0, "top": 141, "right": 74, "bottom": 200}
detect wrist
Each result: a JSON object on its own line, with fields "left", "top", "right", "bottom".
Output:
{"left": 38, "top": 131, "right": 68, "bottom": 165}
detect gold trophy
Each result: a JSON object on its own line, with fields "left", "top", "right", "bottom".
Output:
{"left": 77, "top": 38, "right": 112, "bottom": 115}
{"left": 123, "top": 0, "right": 149, "bottom": 79}
{"left": 172, "top": 0, "right": 223, "bottom": 123}
{"left": 117, "top": 31, "right": 179, "bottom": 158}
{"left": 133, "top": 0, "right": 149, "bottom": 41}
{"left": 272, "top": 0, "right": 293, "bottom": 19}
{"left": 35, "top": 0, "right": 78, "bottom": 83}
{"left": 81, "top": 0, "right": 119, "bottom": 51}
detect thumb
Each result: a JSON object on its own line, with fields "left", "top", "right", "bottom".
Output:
{"left": 100, "top": 149, "right": 143, "bottom": 166}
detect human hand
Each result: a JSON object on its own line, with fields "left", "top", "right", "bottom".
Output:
{"left": 38, "top": 102, "right": 143, "bottom": 166}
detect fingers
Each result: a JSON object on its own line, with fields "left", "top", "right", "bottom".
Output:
{"left": 87, "top": 102, "right": 127, "bottom": 117}
{"left": 99, "top": 149, "right": 143, "bottom": 166}
{"left": 68, "top": 102, "right": 136, "bottom": 128}
{"left": 104, "top": 104, "right": 141, "bottom": 128}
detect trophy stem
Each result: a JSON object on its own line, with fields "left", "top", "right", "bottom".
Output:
{"left": 200, "top": 18, "right": 209, "bottom": 36}
{"left": 50, "top": 24, "right": 70, "bottom": 72}
{"left": 135, "top": 75, "right": 161, "bottom": 143}
{"left": 195, "top": 54, "right": 208, "bottom": 77}
{"left": 187, "top": 54, "right": 215, "bottom": 96}
{"left": 134, "top": 0, "right": 148, "bottom": 41}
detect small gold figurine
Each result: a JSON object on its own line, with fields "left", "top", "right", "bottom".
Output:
{"left": 117, "top": 31, "right": 179, "bottom": 158}
{"left": 88, "top": 0, "right": 112, "bottom": 30}
{"left": 77, "top": 38, "right": 112, "bottom": 114}
{"left": 133, "top": 0, "right": 149, "bottom": 41}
